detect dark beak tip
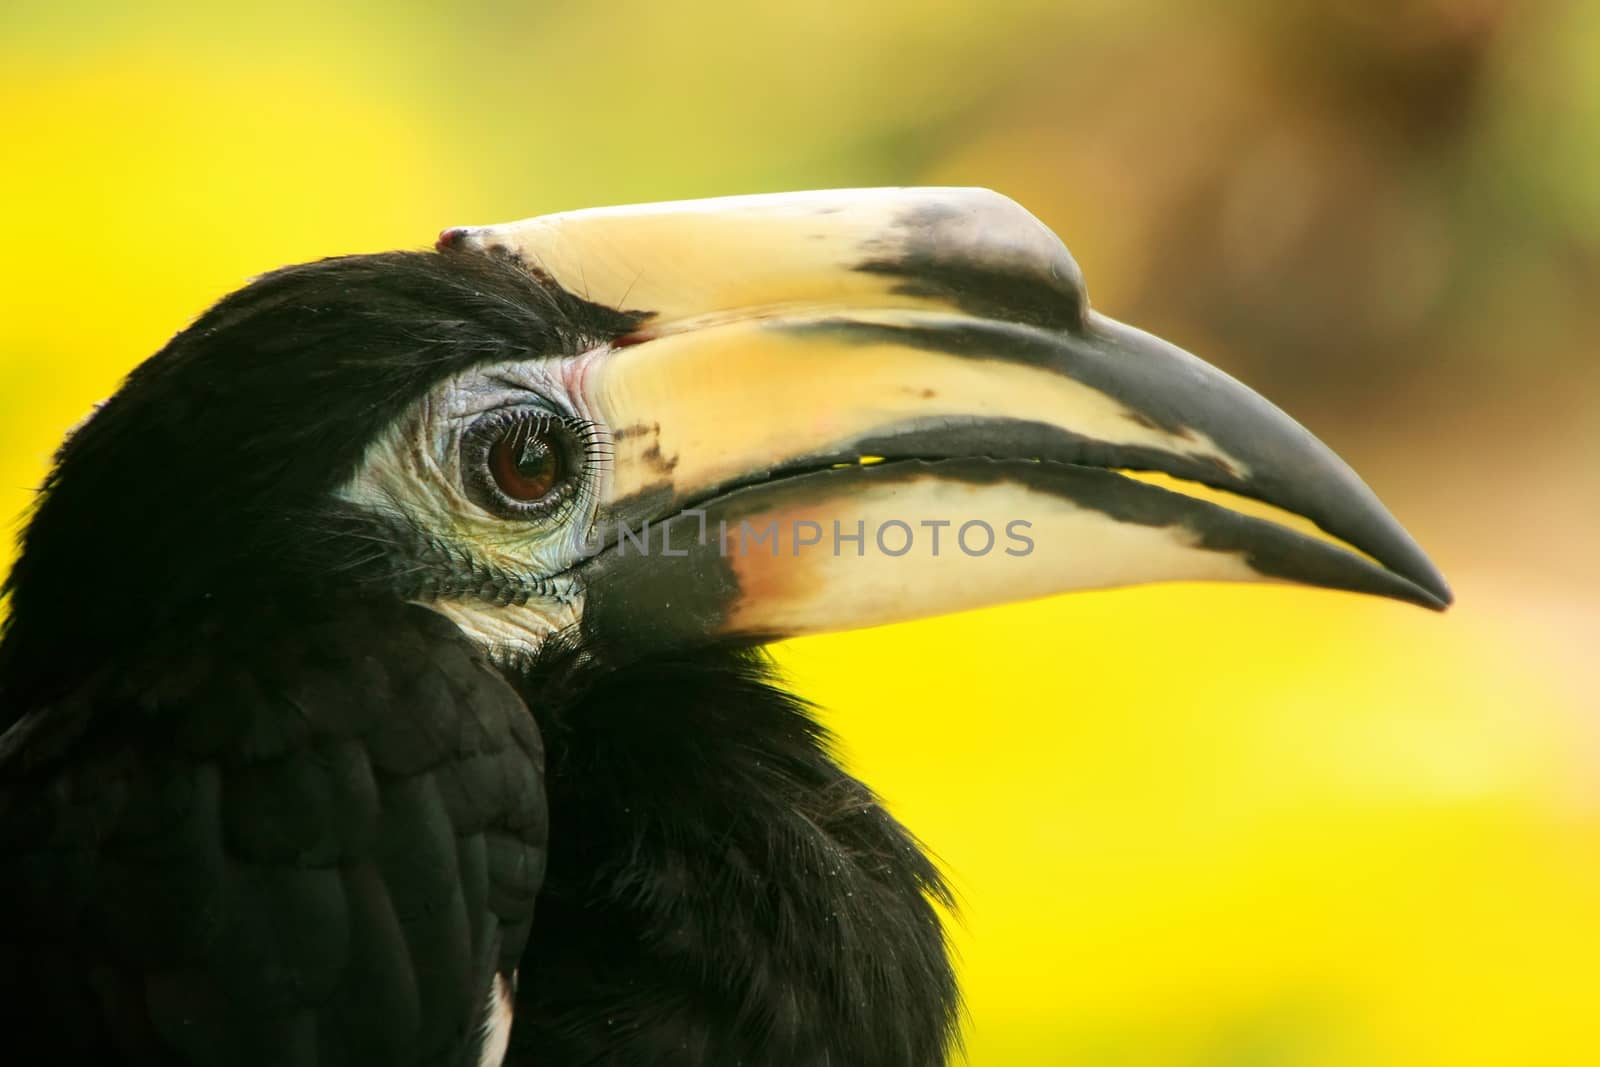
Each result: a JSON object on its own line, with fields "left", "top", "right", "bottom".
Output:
{"left": 1385, "top": 553, "right": 1452, "bottom": 611}
{"left": 1387, "top": 536, "right": 1454, "bottom": 611}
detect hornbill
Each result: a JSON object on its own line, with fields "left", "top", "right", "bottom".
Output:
{"left": 0, "top": 188, "right": 1450, "bottom": 1066}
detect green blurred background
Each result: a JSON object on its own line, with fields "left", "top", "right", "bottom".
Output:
{"left": 3, "top": 1, "right": 1597, "bottom": 1063}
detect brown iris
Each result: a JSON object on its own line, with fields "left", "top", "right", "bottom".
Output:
{"left": 489, "top": 420, "right": 567, "bottom": 502}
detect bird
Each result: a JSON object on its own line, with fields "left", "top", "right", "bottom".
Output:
{"left": 0, "top": 188, "right": 1450, "bottom": 1067}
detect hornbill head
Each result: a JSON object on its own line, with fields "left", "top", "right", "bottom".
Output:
{"left": 0, "top": 187, "right": 1452, "bottom": 1067}
{"left": 2, "top": 188, "right": 1449, "bottom": 694}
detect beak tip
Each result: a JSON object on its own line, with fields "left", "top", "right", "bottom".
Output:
{"left": 1391, "top": 555, "right": 1453, "bottom": 611}
{"left": 1390, "top": 537, "right": 1454, "bottom": 610}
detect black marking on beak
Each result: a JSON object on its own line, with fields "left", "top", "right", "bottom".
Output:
{"left": 853, "top": 202, "right": 1090, "bottom": 332}
{"left": 772, "top": 315, "right": 1451, "bottom": 607}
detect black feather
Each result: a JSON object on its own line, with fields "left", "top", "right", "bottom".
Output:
{"left": 505, "top": 636, "right": 961, "bottom": 1067}
{"left": 0, "top": 599, "right": 546, "bottom": 1066}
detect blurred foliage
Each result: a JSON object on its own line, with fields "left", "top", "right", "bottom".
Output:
{"left": 2, "top": 1, "right": 1596, "bottom": 1064}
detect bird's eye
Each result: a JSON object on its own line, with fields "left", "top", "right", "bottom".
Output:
{"left": 463, "top": 410, "right": 588, "bottom": 518}
{"left": 490, "top": 420, "right": 565, "bottom": 502}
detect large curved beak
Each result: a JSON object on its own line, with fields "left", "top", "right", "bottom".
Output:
{"left": 443, "top": 188, "right": 1452, "bottom": 652}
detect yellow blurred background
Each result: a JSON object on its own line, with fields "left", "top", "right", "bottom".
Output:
{"left": 2, "top": 1, "right": 1596, "bottom": 1063}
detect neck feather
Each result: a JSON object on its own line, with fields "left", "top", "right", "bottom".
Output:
{"left": 508, "top": 641, "right": 961, "bottom": 1067}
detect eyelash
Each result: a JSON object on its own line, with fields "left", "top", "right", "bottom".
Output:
{"left": 460, "top": 407, "right": 610, "bottom": 520}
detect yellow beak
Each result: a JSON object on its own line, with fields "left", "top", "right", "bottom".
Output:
{"left": 441, "top": 188, "right": 1450, "bottom": 651}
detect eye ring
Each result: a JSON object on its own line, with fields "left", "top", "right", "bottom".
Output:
{"left": 462, "top": 409, "right": 590, "bottom": 519}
